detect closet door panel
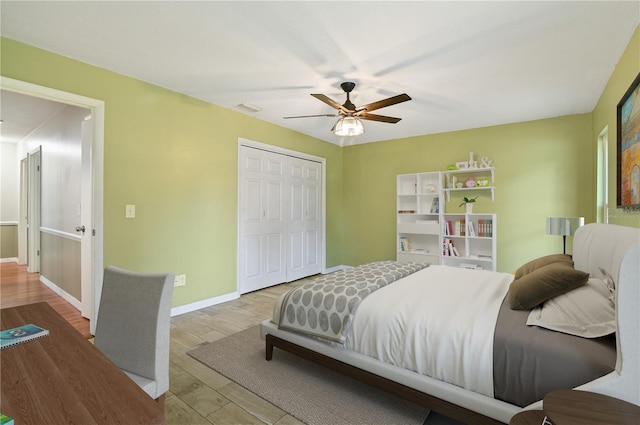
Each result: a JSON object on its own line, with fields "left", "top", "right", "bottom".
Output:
{"left": 305, "top": 229, "right": 319, "bottom": 268}
{"left": 243, "top": 235, "right": 262, "bottom": 280}
{"left": 288, "top": 231, "right": 304, "bottom": 271}
{"left": 239, "top": 145, "right": 323, "bottom": 292}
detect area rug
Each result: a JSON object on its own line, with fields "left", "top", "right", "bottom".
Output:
{"left": 187, "top": 325, "right": 430, "bottom": 425}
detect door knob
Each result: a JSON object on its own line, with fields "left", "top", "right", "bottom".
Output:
{"left": 75, "top": 225, "right": 86, "bottom": 234}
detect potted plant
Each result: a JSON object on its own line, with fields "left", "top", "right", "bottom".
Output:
{"left": 459, "top": 196, "right": 477, "bottom": 214}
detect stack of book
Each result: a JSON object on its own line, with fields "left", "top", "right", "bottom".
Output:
{"left": 399, "top": 236, "right": 411, "bottom": 252}
{"left": 442, "top": 238, "right": 460, "bottom": 256}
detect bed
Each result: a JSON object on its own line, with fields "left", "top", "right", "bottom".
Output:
{"left": 260, "top": 223, "right": 640, "bottom": 424}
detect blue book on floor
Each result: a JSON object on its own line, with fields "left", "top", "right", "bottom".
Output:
{"left": 0, "top": 324, "right": 49, "bottom": 349}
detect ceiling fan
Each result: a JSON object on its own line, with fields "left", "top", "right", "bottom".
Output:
{"left": 284, "top": 82, "right": 411, "bottom": 136}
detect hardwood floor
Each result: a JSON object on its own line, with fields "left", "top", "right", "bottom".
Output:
{"left": 0, "top": 262, "right": 90, "bottom": 338}
{"left": 166, "top": 281, "right": 305, "bottom": 425}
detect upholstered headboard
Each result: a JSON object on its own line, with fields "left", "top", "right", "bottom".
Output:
{"left": 572, "top": 223, "right": 639, "bottom": 285}
{"left": 572, "top": 223, "right": 640, "bottom": 407}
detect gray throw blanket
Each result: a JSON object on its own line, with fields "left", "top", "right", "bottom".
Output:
{"left": 277, "top": 261, "right": 428, "bottom": 343}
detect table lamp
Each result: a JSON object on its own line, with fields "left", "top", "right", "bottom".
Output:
{"left": 546, "top": 217, "right": 584, "bottom": 254}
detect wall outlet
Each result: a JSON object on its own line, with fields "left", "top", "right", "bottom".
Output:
{"left": 125, "top": 204, "right": 136, "bottom": 218}
{"left": 174, "top": 274, "right": 186, "bottom": 287}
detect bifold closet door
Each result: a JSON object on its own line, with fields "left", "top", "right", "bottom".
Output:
{"left": 239, "top": 147, "right": 287, "bottom": 294}
{"left": 239, "top": 146, "right": 323, "bottom": 294}
{"left": 286, "top": 158, "right": 321, "bottom": 281}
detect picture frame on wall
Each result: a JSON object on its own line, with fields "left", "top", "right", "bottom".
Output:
{"left": 617, "top": 72, "right": 640, "bottom": 209}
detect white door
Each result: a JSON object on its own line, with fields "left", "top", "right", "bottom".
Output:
{"left": 80, "top": 116, "right": 94, "bottom": 318}
{"left": 239, "top": 144, "right": 324, "bottom": 293}
{"left": 239, "top": 147, "right": 287, "bottom": 293}
{"left": 18, "top": 158, "right": 28, "bottom": 265}
{"left": 27, "top": 147, "right": 41, "bottom": 273}
{"left": 286, "top": 158, "right": 321, "bottom": 281}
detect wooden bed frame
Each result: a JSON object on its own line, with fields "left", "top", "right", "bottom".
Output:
{"left": 262, "top": 224, "right": 640, "bottom": 424}
{"left": 265, "top": 333, "right": 503, "bottom": 424}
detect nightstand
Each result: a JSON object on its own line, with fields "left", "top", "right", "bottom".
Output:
{"left": 510, "top": 389, "right": 640, "bottom": 425}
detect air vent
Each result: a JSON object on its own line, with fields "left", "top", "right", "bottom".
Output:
{"left": 236, "top": 103, "right": 262, "bottom": 113}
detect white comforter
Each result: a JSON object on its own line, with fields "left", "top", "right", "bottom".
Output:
{"left": 344, "top": 265, "right": 513, "bottom": 397}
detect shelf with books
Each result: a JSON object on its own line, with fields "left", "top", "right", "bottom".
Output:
{"left": 397, "top": 172, "right": 443, "bottom": 265}
{"left": 398, "top": 234, "right": 442, "bottom": 265}
{"left": 397, "top": 171, "right": 496, "bottom": 270}
{"left": 441, "top": 213, "right": 496, "bottom": 271}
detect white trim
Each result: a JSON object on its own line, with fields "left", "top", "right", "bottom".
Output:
{"left": 0, "top": 258, "right": 19, "bottom": 263}
{"left": 171, "top": 291, "right": 240, "bottom": 317}
{"left": 40, "top": 227, "right": 81, "bottom": 242}
{"left": 40, "top": 274, "right": 82, "bottom": 311}
{"left": 0, "top": 76, "right": 105, "bottom": 333}
{"left": 0, "top": 221, "right": 19, "bottom": 226}
{"left": 324, "top": 264, "right": 351, "bottom": 274}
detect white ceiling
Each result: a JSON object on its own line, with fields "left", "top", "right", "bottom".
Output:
{"left": 1, "top": 1, "right": 639, "bottom": 146}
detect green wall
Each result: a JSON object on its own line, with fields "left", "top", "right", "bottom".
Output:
{"left": 1, "top": 38, "right": 343, "bottom": 308}
{"left": 342, "top": 114, "right": 593, "bottom": 273}
{"left": 2, "top": 24, "right": 639, "bottom": 307}
{"left": 592, "top": 25, "right": 640, "bottom": 228}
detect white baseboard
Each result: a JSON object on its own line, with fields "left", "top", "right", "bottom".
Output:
{"left": 40, "top": 275, "right": 82, "bottom": 311}
{"left": 324, "top": 264, "right": 352, "bottom": 274}
{"left": 171, "top": 291, "right": 240, "bottom": 317}
{"left": 0, "top": 257, "right": 18, "bottom": 263}
{"left": 170, "top": 267, "right": 352, "bottom": 317}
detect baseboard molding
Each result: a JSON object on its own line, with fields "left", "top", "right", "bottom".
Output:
{"left": 40, "top": 275, "right": 82, "bottom": 311}
{"left": 170, "top": 267, "right": 351, "bottom": 317}
{"left": 171, "top": 291, "right": 240, "bottom": 317}
{"left": 324, "top": 264, "right": 352, "bottom": 274}
{"left": 0, "top": 257, "right": 18, "bottom": 264}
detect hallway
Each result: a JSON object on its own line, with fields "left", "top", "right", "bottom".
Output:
{"left": 0, "top": 262, "right": 91, "bottom": 338}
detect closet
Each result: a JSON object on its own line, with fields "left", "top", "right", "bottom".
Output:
{"left": 238, "top": 143, "right": 323, "bottom": 293}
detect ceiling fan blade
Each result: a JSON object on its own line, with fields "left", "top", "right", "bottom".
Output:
{"left": 358, "top": 113, "right": 402, "bottom": 124}
{"left": 283, "top": 114, "right": 338, "bottom": 119}
{"left": 357, "top": 93, "right": 412, "bottom": 113}
{"left": 311, "top": 94, "right": 351, "bottom": 113}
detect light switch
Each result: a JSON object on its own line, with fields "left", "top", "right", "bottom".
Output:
{"left": 125, "top": 204, "right": 136, "bottom": 218}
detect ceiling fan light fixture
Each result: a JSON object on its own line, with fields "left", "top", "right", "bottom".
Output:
{"left": 333, "top": 116, "right": 364, "bottom": 136}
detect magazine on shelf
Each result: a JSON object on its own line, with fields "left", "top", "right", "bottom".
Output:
{"left": 0, "top": 324, "right": 49, "bottom": 350}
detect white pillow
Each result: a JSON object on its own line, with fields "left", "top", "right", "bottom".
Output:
{"left": 526, "top": 277, "right": 615, "bottom": 338}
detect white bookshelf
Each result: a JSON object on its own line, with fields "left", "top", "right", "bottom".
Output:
{"left": 397, "top": 171, "right": 497, "bottom": 271}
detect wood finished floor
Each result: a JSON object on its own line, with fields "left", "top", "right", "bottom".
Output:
{"left": 166, "top": 280, "right": 306, "bottom": 425}
{"left": 0, "top": 262, "right": 91, "bottom": 338}
{"left": 0, "top": 261, "right": 305, "bottom": 425}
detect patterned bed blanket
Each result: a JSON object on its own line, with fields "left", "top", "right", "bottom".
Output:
{"left": 277, "top": 261, "right": 428, "bottom": 343}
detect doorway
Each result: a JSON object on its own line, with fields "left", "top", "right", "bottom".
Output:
{"left": 1, "top": 77, "right": 104, "bottom": 333}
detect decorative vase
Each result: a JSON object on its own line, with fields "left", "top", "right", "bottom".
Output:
{"left": 465, "top": 203, "right": 473, "bottom": 214}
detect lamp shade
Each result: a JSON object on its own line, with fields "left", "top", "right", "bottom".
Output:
{"left": 333, "top": 116, "right": 364, "bottom": 136}
{"left": 546, "top": 217, "right": 584, "bottom": 236}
